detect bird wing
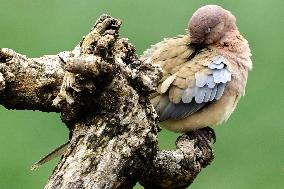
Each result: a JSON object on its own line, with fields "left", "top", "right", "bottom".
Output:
{"left": 141, "top": 35, "right": 232, "bottom": 121}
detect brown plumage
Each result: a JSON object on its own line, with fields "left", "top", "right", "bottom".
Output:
{"left": 31, "top": 5, "right": 253, "bottom": 170}
{"left": 141, "top": 5, "right": 252, "bottom": 132}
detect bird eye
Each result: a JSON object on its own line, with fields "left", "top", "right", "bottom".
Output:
{"left": 206, "top": 27, "right": 211, "bottom": 33}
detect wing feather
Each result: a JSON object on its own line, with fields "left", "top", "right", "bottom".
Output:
{"left": 141, "top": 35, "right": 231, "bottom": 121}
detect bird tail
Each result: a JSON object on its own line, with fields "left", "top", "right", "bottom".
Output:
{"left": 30, "top": 141, "right": 70, "bottom": 170}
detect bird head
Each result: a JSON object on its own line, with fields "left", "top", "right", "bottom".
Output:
{"left": 188, "top": 5, "right": 237, "bottom": 45}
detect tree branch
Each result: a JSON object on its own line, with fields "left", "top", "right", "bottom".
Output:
{"left": 0, "top": 14, "right": 214, "bottom": 189}
{"left": 0, "top": 48, "right": 64, "bottom": 111}
{"left": 140, "top": 128, "right": 215, "bottom": 189}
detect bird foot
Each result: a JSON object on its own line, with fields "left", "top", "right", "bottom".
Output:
{"left": 187, "top": 127, "right": 216, "bottom": 148}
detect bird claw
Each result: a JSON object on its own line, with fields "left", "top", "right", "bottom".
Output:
{"left": 202, "top": 126, "right": 216, "bottom": 144}
{"left": 188, "top": 127, "right": 216, "bottom": 148}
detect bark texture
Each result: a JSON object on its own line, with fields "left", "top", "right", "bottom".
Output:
{"left": 0, "top": 14, "right": 214, "bottom": 189}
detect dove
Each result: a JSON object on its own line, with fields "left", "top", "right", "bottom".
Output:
{"left": 31, "top": 5, "right": 252, "bottom": 170}
{"left": 141, "top": 5, "right": 252, "bottom": 132}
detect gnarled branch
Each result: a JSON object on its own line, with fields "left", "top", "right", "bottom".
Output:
{"left": 0, "top": 14, "right": 214, "bottom": 189}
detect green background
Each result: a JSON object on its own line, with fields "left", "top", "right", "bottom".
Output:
{"left": 0, "top": 0, "right": 283, "bottom": 188}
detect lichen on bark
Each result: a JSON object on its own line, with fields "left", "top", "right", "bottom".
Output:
{"left": 0, "top": 14, "right": 214, "bottom": 189}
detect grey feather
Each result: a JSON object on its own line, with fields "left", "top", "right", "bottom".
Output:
{"left": 206, "top": 75, "right": 216, "bottom": 88}
{"left": 209, "top": 85, "right": 218, "bottom": 101}
{"left": 224, "top": 69, "right": 232, "bottom": 82}
{"left": 208, "top": 62, "right": 224, "bottom": 69}
{"left": 203, "top": 88, "right": 212, "bottom": 102}
{"left": 155, "top": 95, "right": 171, "bottom": 116}
{"left": 195, "top": 87, "right": 207, "bottom": 103}
{"left": 195, "top": 73, "right": 208, "bottom": 87}
{"left": 31, "top": 142, "right": 70, "bottom": 170}
{"left": 182, "top": 56, "right": 231, "bottom": 104}
{"left": 212, "top": 56, "right": 225, "bottom": 64}
{"left": 153, "top": 55, "right": 231, "bottom": 122}
{"left": 182, "top": 87, "right": 196, "bottom": 103}
{"left": 159, "top": 97, "right": 206, "bottom": 121}
{"left": 215, "top": 83, "right": 226, "bottom": 100}
{"left": 213, "top": 68, "right": 231, "bottom": 83}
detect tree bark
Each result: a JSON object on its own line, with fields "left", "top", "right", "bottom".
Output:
{"left": 0, "top": 14, "right": 214, "bottom": 189}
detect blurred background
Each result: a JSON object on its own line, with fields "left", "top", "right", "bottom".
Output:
{"left": 0, "top": 0, "right": 283, "bottom": 188}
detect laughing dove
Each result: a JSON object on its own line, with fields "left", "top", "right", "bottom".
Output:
{"left": 31, "top": 5, "right": 252, "bottom": 170}
{"left": 141, "top": 5, "right": 252, "bottom": 132}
